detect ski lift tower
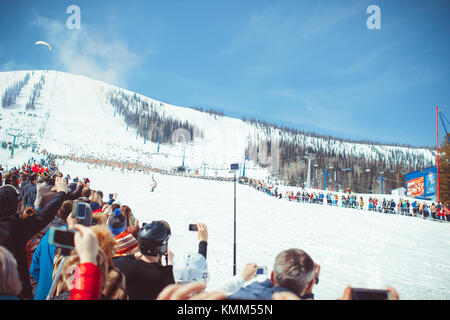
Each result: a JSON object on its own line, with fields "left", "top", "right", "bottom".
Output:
{"left": 7, "top": 128, "right": 21, "bottom": 158}
{"left": 377, "top": 170, "right": 386, "bottom": 194}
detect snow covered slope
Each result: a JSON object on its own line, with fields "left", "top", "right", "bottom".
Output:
{"left": 58, "top": 160, "right": 450, "bottom": 300}
{"left": 0, "top": 70, "right": 435, "bottom": 177}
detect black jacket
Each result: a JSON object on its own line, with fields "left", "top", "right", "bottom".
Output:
{"left": 0, "top": 191, "right": 66, "bottom": 299}
{"left": 113, "top": 255, "right": 175, "bottom": 300}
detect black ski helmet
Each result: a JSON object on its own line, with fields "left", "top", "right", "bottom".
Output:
{"left": 137, "top": 221, "right": 171, "bottom": 256}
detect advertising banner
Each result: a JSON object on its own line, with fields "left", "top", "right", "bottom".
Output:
{"left": 425, "top": 172, "right": 436, "bottom": 197}
{"left": 407, "top": 176, "right": 424, "bottom": 197}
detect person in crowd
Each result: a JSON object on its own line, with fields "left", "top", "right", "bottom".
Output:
{"left": 81, "top": 186, "right": 91, "bottom": 198}
{"left": 0, "top": 178, "right": 68, "bottom": 299}
{"left": 227, "top": 248, "right": 320, "bottom": 300}
{"left": 0, "top": 245, "right": 23, "bottom": 300}
{"left": 50, "top": 225, "right": 127, "bottom": 300}
{"left": 69, "top": 224, "right": 102, "bottom": 300}
{"left": 4, "top": 171, "right": 19, "bottom": 189}
{"left": 113, "top": 232, "right": 139, "bottom": 258}
{"left": 30, "top": 199, "right": 94, "bottom": 300}
{"left": 113, "top": 220, "right": 175, "bottom": 300}
{"left": 120, "top": 205, "right": 140, "bottom": 237}
{"left": 23, "top": 174, "right": 38, "bottom": 209}
{"left": 444, "top": 203, "right": 450, "bottom": 222}
{"left": 19, "top": 173, "right": 31, "bottom": 208}
{"left": 89, "top": 190, "right": 104, "bottom": 213}
{"left": 107, "top": 208, "right": 128, "bottom": 237}
{"left": 21, "top": 206, "right": 43, "bottom": 296}
{"left": 173, "top": 222, "right": 209, "bottom": 285}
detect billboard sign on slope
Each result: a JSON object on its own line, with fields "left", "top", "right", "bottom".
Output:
{"left": 405, "top": 166, "right": 437, "bottom": 200}
{"left": 407, "top": 176, "right": 424, "bottom": 197}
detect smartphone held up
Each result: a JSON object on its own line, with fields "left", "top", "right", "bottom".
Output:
{"left": 48, "top": 227, "right": 76, "bottom": 250}
{"left": 351, "top": 288, "right": 390, "bottom": 300}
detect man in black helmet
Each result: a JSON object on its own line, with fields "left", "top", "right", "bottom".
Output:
{"left": 113, "top": 220, "right": 175, "bottom": 300}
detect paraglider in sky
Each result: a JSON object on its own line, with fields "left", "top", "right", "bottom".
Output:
{"left": 35, "top": 41, "right": 52, "bottom": 51}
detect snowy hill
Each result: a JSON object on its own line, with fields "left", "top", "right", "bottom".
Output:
{"left": 0, "top": 70, "right": 435, "bottom": 180}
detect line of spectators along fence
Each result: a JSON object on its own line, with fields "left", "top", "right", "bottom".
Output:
{"left": 238, "top": 178, "right": 450, "bottom": 223}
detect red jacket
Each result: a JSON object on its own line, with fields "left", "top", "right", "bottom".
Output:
{"left": 70, "top": 263, "right": 102, "bottom": 300}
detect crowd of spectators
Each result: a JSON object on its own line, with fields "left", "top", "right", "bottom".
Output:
{"left": 0, "top": 155, "right": 425, "bottom": 301}
{"left": 239, "top": 178, "right": 450, "bottom": 223}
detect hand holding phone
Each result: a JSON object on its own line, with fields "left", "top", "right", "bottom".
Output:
{"left": 350, "top": 288, "right": 390, "bottom": 300}
{"left": 76, "top": 202, "right": 87, "bottom": 219}
{"left": 48, "top": 227, "right": 76, "bottom": 249}
{"left": 188, "top": 224, "right": 198, "bottom": 231}
{"left": 73, "top": 224, "right": 99, "bottom": 265}
{"left": 256, "top": 266, "right": 267, "bottom": 275}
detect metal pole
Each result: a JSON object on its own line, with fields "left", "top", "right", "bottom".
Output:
{"left": 46, "top": 256, "right": 67, "bottom": 300}
{"left": 233, "top": 171, "right": 237, "bottom": 276}
{"left": 437, "top": 105, "right": 441, "bottom": 203}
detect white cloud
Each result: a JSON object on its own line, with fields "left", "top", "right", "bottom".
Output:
{"left": 33, "top": 15, "right": 143, "bottom": 86}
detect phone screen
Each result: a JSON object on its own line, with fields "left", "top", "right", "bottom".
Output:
{"left": 51, "top": 229, "right": 75, "bottom": 249}
{"left": 77, "top": 202, "right": 86, "bottom": 219}
{"left": 256, "top": 266, "right": 267, "bottom": 275}
{"left": 188, "top": 224, "right": 198, "bottom": 231}
{"left": 351, "top": 288, "right": 389, "bottom": 300}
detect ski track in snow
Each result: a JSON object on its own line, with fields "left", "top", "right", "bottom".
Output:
{"left": 56, "top": 160, "right": 450, "bottom": 300}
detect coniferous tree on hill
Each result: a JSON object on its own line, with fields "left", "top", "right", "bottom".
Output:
{"left": 439, "top": 133, "right": 450, "bottom": 205}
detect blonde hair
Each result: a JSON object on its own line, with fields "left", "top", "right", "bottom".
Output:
{"left": 0, "top": 246, "right": 22, "bottom": 296}
{"left": 89, "top": 193, "right": 102, "bottom": 205}
{"left": 120, "top": 205, "right": 132, "bottom": 227}
{"left": 51, "top": 225, "right": 117, "bottom": 297}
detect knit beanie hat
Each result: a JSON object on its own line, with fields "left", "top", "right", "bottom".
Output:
{"left": 0, "top": 185, "right": 19, "bottom": 217}
{"left": 115, "top": 232, "right": 138, "bottom": 255}
{"left": 108, "top": 208, "right": 127, "bottom": 236}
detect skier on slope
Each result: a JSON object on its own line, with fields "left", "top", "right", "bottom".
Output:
{"left": 150, "top": 175, "right": 158, "bottom": 192}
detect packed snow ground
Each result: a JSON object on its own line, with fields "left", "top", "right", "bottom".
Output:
{"left": 56, "top": 159, "right": 450, "bottom": 300}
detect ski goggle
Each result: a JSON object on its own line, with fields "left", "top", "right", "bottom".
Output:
{"left": 0, "top": 184, "right": 20, "bottom": 201}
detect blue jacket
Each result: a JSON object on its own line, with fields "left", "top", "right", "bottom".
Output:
{"left": 29, "top": 221, "right": 66, "bottom": 300}
{"left": 228, "top": 279, "right": 313, "bottom": 300}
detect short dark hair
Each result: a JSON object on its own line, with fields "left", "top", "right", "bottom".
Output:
{"left": 81, "top": 187, "right": 91, "bottom": 198}
{"left": 273, "top": 249, "right": 315, "bottom": 297}
{"left": 57, "top": 200, "right": 74, "bottom": 220}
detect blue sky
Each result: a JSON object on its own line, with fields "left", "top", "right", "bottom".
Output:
{"left": 1, "top": 0, "right": 449, "bottom": 147}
